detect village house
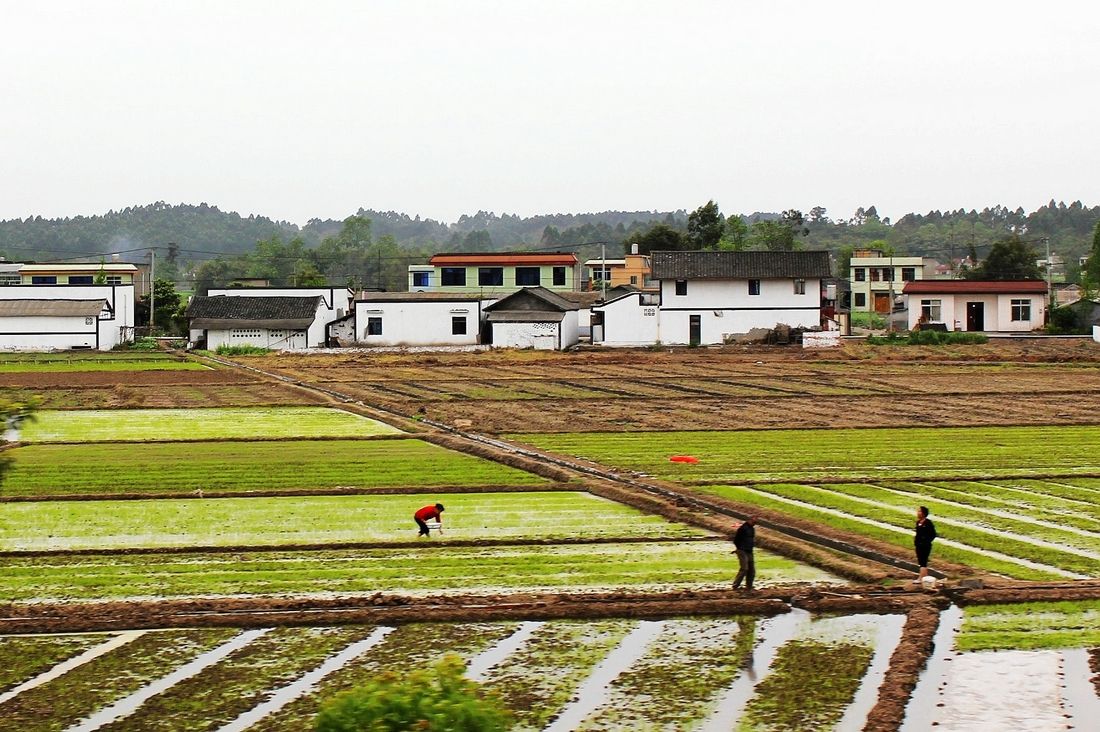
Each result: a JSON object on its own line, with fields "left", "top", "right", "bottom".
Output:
{"left": 186, "top": 287, "right": 351, "bottom": 349}
{"left": 483, "top": 287, "right": 582, "bottom": 350}
{"left": 849, "top": 248, "right": 930, "bottom": 313}
{"left": 348, "top": 293, "right": 486, "bottom": 347}
{"left": 582, "top": 249, "right": 654, "bottom": 291}
{"left": 0, "top": 284, "right": 136, "bottom": 350}
{"left": 408, "top": 252, "right": 579, "bottom": 295}
{"left": 902, "top": 280, "right": 1048, "bottom": 332}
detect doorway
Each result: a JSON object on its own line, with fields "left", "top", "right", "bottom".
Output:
{"left": 689, "top": 315, "right": 701, "bottom": 346}
{"left": 966, "top": 302, "right": 985, "bottom": 331}
{"left": 873, "top": 292, "right": 891, "bottom": 314}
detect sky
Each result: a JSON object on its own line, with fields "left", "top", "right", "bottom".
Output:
{"left": 1, "top": 0, "right": 1098, "bottom": 225}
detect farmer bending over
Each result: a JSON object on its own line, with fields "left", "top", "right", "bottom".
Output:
{"left": 414, "top": 503, "right": 445, "bottom": 537}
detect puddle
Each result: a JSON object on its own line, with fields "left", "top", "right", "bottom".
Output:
{"left": 931, "top": 649, "right": 1067, "bottom": 730}
{"left": 216, "top": 626, "right": 394, "bottom": 732}
{"left": 900, "top": 604, "right": 962, "bottom": 732}
{"left": 1062, "top": 648, "right": 1100, "bottom": 723}
{"left": 465, "top": 621, "right": 542, "bottom": 682}
{"left": 543, "top": 620, "right": 665, "bottom": 732}
{"left": 65, "top": 628, "right": 270, "bottom": 731}
{"left": 835, "top": 614, "right": 906, "bottom": 732}
{"left": 0, "top": 631, "right": 145, "bottom": 706}
{"left": 700, "top": 609, "right": 807, "bottom": 731}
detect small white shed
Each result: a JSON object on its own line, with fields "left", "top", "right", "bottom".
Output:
{"left": 186, "top": 295, "right": 324, "bottom": 350}
{"left": 353, "top": 293, "right": 485, "bottom": 346}
{"left": 483, "top": 287, "right": 580, "bottom": 350}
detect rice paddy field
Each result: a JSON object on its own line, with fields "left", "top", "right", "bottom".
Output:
{"left": 3, "top": 344, "right": 1099, "bottom": 729}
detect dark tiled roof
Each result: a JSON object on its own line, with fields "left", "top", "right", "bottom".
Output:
{"left": 356, "top": 293, "right": 485, "bottom": 302}
{"left": 186, "top": 295, "right": 321, "bottom": 328}
{"left": 903, "top": 280, "right": 1048, "bottom": 294}
{"left": 650, "top": 250, "right": 831, "bottom": 280}
{"left": 483, "top": 287, "right": 578, "bottom": 313}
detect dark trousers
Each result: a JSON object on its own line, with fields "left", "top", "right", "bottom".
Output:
{"left": 733, "top": 549, "right": 755, "bottom": 589}
{"left": 915, "top": 543, "right": 932, "bottom": 568}
{"left": 415, "top": 517, "right": 430, "bottom": 536}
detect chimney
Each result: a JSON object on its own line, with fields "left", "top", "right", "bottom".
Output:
{"left": 631, "top": 242, "right": 639, "bottom": 255}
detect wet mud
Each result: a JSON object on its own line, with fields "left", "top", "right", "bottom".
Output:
{"left": 861, "top": 604, "right": 941, "bottom": 732}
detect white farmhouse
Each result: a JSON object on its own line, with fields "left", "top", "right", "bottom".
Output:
{"left": 202, "top": 288, "right": 352, "bottom": 348}
{"left": 186, "top": 295, "right": 334, "bottom": 349}
{"left": 590, "top": 291, "right": 661, "bottom": 346}
{"left": 353, "top": 293, "right": 486, "bottom": 346}
{"left": 483, "top": 287, "right": 581, "bottom": 350}
{"left": 902, "top": 280, "right": 1048, "bottom": 332}
{"left": 608, "top": 250, "right": 830, "bottom": 346}
{"left": 0, "top": 284, "right": 136, "bottom": 351}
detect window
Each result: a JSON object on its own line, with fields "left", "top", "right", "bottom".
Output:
{"left": 478, "top": 267, "right": 503, "bottom": 286}
{"left": 1011, "top": 298, "right": 1031, "bottom": 322}
{"left": 441, "top": 268, "right": 466, "bottom": 286}
{"left": 870, "top": 268, "right": 880, "bottom": 282}
{"left": 230, "top": 328, "right": 262, "bottom": 339}
{"left": 0, "top": 274, "right": 19, "bottom": 286}
{"left": 68, "top": 275, "right": 94, "bottom": 285}
{"left": 920, "top": 299, "right": 942, "bottom": 322}
{"left": 31, "top": 276, "right": 57, "bottom": 285}
{"left": 748, "top": 279, "right": 761, "bottom": 296}
{"left": 881, "top": 268, "right": 894, "bottom": 281}
{"left": 854, "top": 293, "right": 866, "bottom": 308}
{"left": 366, "top": 317, "right": 383, "bottom": 336}
{"left": 591, "top": 268, "right": 612, "bottom": 281}
{"left": 451, "top": 316, "right": 467, "bottom": 335}
{"left": 793, "top": 279, "right": 806, "bottom": 295}
{"left": 515, "top": 267, "right": 540, "bottom": 286}
{"left": 853, "top": 268, "right": 866, "bottom": 282}
{"left": 901, "top": 267, "right": 916, "bottom": 282}
{"left": 105, "top": 275, "right": 123, "bottom": 285}
{"left": 630, "top": 275, "right": 638, "bottom": 285}
{"left": 675, "top": 280, "right": 687, "bottom": 296}
{"left": 552, "top": 267, "right": 566, "bottom": 286}
{"left": 412, "top": 271, "right": 431, "bottom": 288}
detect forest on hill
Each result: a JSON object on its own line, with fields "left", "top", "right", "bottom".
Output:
{"left": 1, "top": 199, "right": 1097, "bottom": 291}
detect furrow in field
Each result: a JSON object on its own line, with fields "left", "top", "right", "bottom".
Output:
{"left": 0, "top": 633, "right": 144, "bottom": 706}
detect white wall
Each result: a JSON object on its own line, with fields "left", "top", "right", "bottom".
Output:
{"left": 354, "top": 300, "right": 481, "bottom": 346}
{"left": 594, "top": 294, "right": 660, "bottom": 346}
{"left": 559, "top": 311, "right": 579, "bottom": 348}
{"left": 907, "top": 293, "right": 1045, "bottom": 332}
{"left": 492, "top": 320, "right": 560, "bottom": 349}
{"left": 208, "top": 288, "right": 351, "bottom": 347}
{"left": 0, "top": 285, "right": 135, "bottom": 350}
{"left": 657, "top": 278, "right": 820, "bottom": 344}
{"left": 206, "top": 328, "right": 308, "bottom": 350}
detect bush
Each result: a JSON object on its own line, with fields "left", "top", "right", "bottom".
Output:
{"left": 867, "top": 330, "right": 988, "bottom": 346}
{"left": 117, "top": 337, "right": 160, "bottom": 352}
{"left": 1046, "top": 306, "right": 1085, "bottom": 334}
{"left": 314, "top": 656, "right": 511, "bottom": 732}
{"left": 850, "top": 311, "right": 887, "bottom": 329}
{"left": 214, "top": 344, "right": 271, "bottom": 356}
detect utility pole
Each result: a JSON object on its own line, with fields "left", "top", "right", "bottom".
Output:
{"left": 600, "top": 242, "right": 607, "bottom": 301}
{"left": 148, "top": 248, "right": 156, "bottom": 332}
{"left": 1044, "top": 237, "right": 1053, "bottom": 321}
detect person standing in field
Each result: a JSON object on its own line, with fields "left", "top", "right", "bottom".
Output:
{"left": 414, "top": 503, "right": 445, "bottom": 537}
{"left": 732, "top": 517, "right": 757, "bottom": 591}
{"left": 914, "top": 505, "right": 937, "bottom": 582}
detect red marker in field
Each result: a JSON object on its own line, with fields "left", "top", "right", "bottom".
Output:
{"left": 669, "top": 455, "right": 699, "bottom": 464}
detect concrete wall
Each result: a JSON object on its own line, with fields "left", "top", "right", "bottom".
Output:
{"left": 593, "top": 294, "right": 660, "bottom": 346}
{"left": 206, "top": 328, "right": 308, "bottom": 350}
{"left": 492, "top": 320, "right": 560, "bottom": 349}
{"left": 0, "top": 285, "right": 135, "bottom": 350}
{"left": 657, "top": 278, "right": 820, "bottom": 344}
{"left": 559, "top": 311, "right": 579, "bottom": 348}
{"left": 354, "top": 300, "right": 481, "bottom": 346}
{"left": 208, "top": 288, "right": 351, "bottom": 347}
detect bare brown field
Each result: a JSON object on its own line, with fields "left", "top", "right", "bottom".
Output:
{"left": 243, "top": 342, "right": 1100, "bottom": 433}
{"left": 0, "top": 383, "right": 326, "bottom": 409}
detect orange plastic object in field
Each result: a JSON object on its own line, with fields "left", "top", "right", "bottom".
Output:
{"left": 669, "top": 455, "right": 699, "bottom": 464}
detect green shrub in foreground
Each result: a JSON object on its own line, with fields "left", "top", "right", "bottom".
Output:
{"left": 315, "top": 655, "right": 511, "bottom": 732}
{"left": 214, "top": 344, "right": 271, "bottom": 356}
{"left": 867, "top": 330, "right": 989, "bottom": 346}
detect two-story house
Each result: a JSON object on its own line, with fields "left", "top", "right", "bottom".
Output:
{"left": 583, "top": 250, "right": 654, "bottom": 291}
{"left": 407, "top": 252, "right": 578, "bottom": 295}
{"left": 849, "top": 249, "right": 928, "bottom": 313}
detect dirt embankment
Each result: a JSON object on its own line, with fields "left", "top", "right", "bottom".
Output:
{"left": 1090, "top": 648, "right": 1100, "bottom": 697}
{"left": 946, "top": 581, "right": 1100, "bottom": 605}
{"left": 861, "top": 603, "right": 942, "bottom": 732}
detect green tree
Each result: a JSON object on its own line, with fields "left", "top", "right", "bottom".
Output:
{"left": 749, "top": 210, "right": 808, "bottom": 251}
{"left": 964, "top": 235, "right": 1042, "bottom": 280}
{"left": 1085, "top": 220, "right": 1100, "bottom": 286}
{"left": 686, "top": 200, "right": 725, "bottom": 249}
{"left": 623, "top": 223, "right": 686, "bottom": 255}
{"left": 314, "top": 655, "right": 510, "bottom": 732}
{"left": 151, "top": 278, "right": 182, "bottom": 332}
{"left": 717, "top": 216, "right": 749, "bottom": 251}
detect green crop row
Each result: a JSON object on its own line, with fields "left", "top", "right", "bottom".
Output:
{"left": 20, "top": 406, "right": 402, "bottom": 443}
{"left": 958, "top": 600, "right": 1100, "bottom": 651}
{"left": 694, "top": 484, "right": 1064, "bottom": 581}
{"left": 0, "top": 492, "right": 707, "bottom": 551}
{"left": 0, "top": 634, "right": 105, "bottom": 694}
{"left": 1, "top": 439, "right": 545, "bottom": 497}
{"left": 891, "top": 481, "right": 1100, "bottom": 533}
{"left": 0, "top": 359, "right": 206, "bottom": 373}
{"left": 0, "top": 542, "right": 835, "bottom": 602}
{"left": 512, "top": 426, "right": 1100, "bottom": 482}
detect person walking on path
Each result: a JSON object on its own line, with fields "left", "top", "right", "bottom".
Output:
{"left": 732, "top": 517, "right": 757, "bottom": 591}
{"left": 414, "top": 503, "right": 445, "bottom": 537}
{"left": 914, "top": 505, "right": 937, "bottom": 582}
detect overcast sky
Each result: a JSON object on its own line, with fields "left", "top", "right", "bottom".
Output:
{"left": 2, "top": 1, "right": 1097, "bottom": 225}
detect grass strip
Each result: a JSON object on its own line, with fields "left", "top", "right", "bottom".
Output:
{"left": 249, "top": 623, "right": 516, "bottom": 732}
{"left": 0, "top": 629, "right": 236, "bottom": 732}
{"left": 20, "top": 407, "right": 401, "bottom": 443}
{"left": 1, "top": 439, "right": 545, "bottom": 497}
{"left": 958, "top": 600, "right": 1100, "bottom": 651}
{"left": 0, "top": 542, "right": 834, "bottom": 602}
{"left": 738, "top": 640, "right": 874, "bottom": 731}
{"left": 694, "top": 484, "right": 1062, "bottom": 581}
{"left": 0, "top": 360, "right": 206, "bottom": 373}
{"left": 0, "top": 492, "right": 706, "bottom": 551}
{"left": 0, "top": 635, "right": 106, "bottom": 694}
{"left": 513, "top": 426, "right": 1100, "bottom": 482}
{"left": 895, "top": 481, "right": 1100, "bottom": 531}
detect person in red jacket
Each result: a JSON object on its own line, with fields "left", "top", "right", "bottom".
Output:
{"left": 414, "top": 503, "right": 445, "bottom": 537}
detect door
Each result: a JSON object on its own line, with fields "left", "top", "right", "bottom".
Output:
{"left": 966, "top": 302, "right": 984, "bottom": 331}
{"left": 873, "top": 292, "right": 891, "bottom": 314}
{"left": 689, "top": 315, "right": 701, "bottom": 346}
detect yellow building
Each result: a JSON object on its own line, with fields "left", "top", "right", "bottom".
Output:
{"left": 583, "top": 253, "right": 653, "bottom": 290}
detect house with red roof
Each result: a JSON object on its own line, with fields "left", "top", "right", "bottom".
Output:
{"left": 901, "top": 280, "right": 1048, "bottom": 332}
{"left": 408, "top": 252, "right": 578, "bottom": 295}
